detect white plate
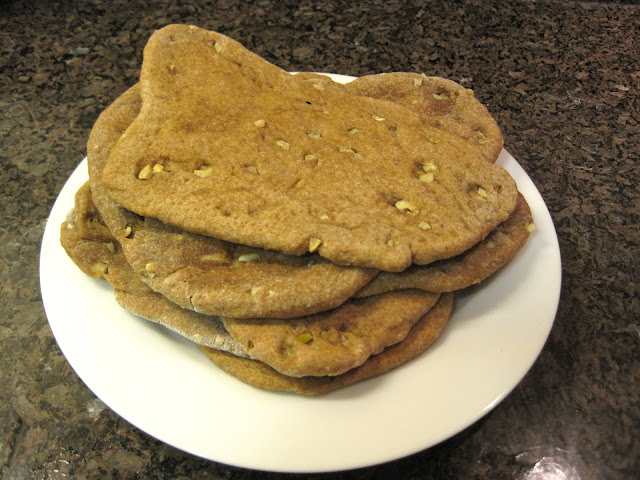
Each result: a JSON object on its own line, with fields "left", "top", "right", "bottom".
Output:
{"left": 40, "top": 75, "right": 561, "bottom": 473}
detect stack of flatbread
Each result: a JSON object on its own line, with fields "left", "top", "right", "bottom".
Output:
{"left": 60, "top": 25, "right": 534, "bottom": 395}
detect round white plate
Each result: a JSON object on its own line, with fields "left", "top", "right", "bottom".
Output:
{"left": 40, "top": 75, "right": 561, "bottom": 473}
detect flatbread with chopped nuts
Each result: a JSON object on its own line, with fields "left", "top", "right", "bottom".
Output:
{"left": 60, "top": 183, "right": 247, "bottom": 355}
{"left": 355, "top": 192, "right": 534, "bottom": 297}
{"left": 199, "top": 293, "right": 453, "bottom": 395}
{"left": 61, "top": 182, "right": 142, "bottom": 292}
{"left": 341, "top": 72, "right": 503, "bottom": 164}
{"left": 221, "top": 290, "right": 440, "bottom": 377}
{"left": 296, "top": 71, "right": 502, "bottom": 164}
{"left": 88, "top": 84, "right": 377, "bottom": 319}
{"left": 101, "top": 24, "right": 518, "bottom": 272}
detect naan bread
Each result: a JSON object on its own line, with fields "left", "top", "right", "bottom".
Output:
{"left": 88, "top": 85, "right": 377, "bottom": 319}
{"left": 102, "top": 25, "right": 518, "bottom": 271}
{"left": 199, "top": 293, "right": 453, "bottom": 395}
{"left": 356, "top": 193, "right": 533, "bottom": 296}
{"left": 222, "top": 290, "right": 440, "bottom": 377}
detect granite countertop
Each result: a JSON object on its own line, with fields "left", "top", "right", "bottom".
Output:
{"left": 1, "top": 0, "right": 638, "bottom": 478}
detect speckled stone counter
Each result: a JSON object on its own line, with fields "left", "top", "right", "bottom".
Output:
{"left": 1, "top": 0, "right": 638, "bottom": 478}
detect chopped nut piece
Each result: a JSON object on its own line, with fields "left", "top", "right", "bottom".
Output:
{"left": 339, "top": 146, "right": 356, "bottom": 153}
{"left": 413, "top": 77, "right": 423, "bottom": 87}
{"left": 307, "top": 132, "right": 322, "bottom": 139}
{"left": 254, "top": 119, "right": 266, "bottom": 127}
{"left": 386, "top": 239, "right": 399, "bottom": 247}
{"left": 312, "top": 83, "right": 324, "bottom": 90}
{"left": 283, "top": 345, "right": 296, "bottom": 356}
{"left": 298, "top": 333, "right": 313, "bottom": 344}
{"left": 304, "top": 154, "right": 317, "bottom": 161}
{"left": 525, "top": 222, "right": 537, "bottom": 232}
{"left": 193, "top": 333, "right": 202, "bottom": 343}
{"left": 201, "top": 253, "right": 230, "bottom": 263}
{"left": 395, "top": 200, "right": 420, "bottom": 214}
{"left": 433, "top": 92, "right": 450, "bottom": 100}
{"left": 93, "top": 261, "right": 108, "bottom": 275}
{"left": 276, "top": 140, "right": 290, "bottom": 150}
{"left": 123, "top": 226, "right": 132, "bottom": 238}
{"left": 152, "top": 164, "right": 164, "bottom": 173}
{"left": 308, "top": 237, "right": 322, "bottom": 252}
{"left": 194, "top": 166, "right": 213, "bottom": 178}
{"left": 426, "top": 137, "right": 438, "bottom": 144}
{"left": 372, "top": 115, "right": 386, "bottom": 121}
{"left": 323, "top": 109, "right": 330, "bottom": 115}
{"left": 422, "top": 161, "right": 437, "bottom": 171}
{"left": 417, "top": 221, "right": 432, "bottom": 230}
{"left": 486, "top": 240, "right": 497, "bottom": 248}
{"left": 214, "top": 335, "right": 224, "bottom": 345}
{"left": 106, "top": 242, "right": 116, "bottom": 253}
{"left": 246, "top": 165, "right": 258, "bottom": 174}
{"left": 318, "top": 214, "right": 329, "bottom": 220}
{"left": 419, "top": 173, "right": 435, "bottom": 183}
{"left": 214, "top": 42, "right": 223, "bottom": 53}
{"left": 477, "top": 187, "right": 488, "bottom": 197}
{"left": 348, "top": 128, "right": 359, "bottom": 135}
{"left": 238, "top": 253, "right": 260, "bottom": 262}
{"left": 138, "top": 164, "right": 153, "bottom": 180}
{"left": 250, "top": 286, "right": 263, "bottom": 295}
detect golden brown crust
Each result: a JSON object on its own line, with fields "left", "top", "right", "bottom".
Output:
{"left": 60, "top": 182, "right": 246, "bottom": 354}
{"left": 355, "top": 193, "right": 533, "bottom": 296}
{"left": 222, "top": 290, "right": 440, "bottom": 377}
{"left": 87, "top": 86, "right": 377, "bottom": 319}
{"left": 343, "top": 72, "right": 503, "bottom": 163}
{"left": 101, "top": 25, "right": 517, "bottom": 272}
{"left": 198, "top": 293, "right": 453, "bottom": 395}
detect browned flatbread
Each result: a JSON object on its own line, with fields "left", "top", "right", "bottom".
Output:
{"left": 88, "top": 85, "right": 377, "bottom": 319}
{"left": 101, "top": 25, "right": 518, "bottom": 272}
{"left": 199, "top": 293, "right": 453, "bottom": 395}
{"left": 113, "top": 289, "right": 249, "bottom": 357}
{"left": 355, "top": 193, "right": 533, "bottom": 296}
{"left": 60, "top": 183, "right": 247, "bottom": 355}
{"left": 60, "top": 182, "right": 143, "bottom": 293}
{"left": 342, "top": 72, "right": 503, "bottom": 164}
{"left": 222, "top": 290, "right": 440, "bottom": 377}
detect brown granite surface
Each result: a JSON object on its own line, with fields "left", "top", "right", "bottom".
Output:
{"left": 1, "top": 0, "right": 638, "bottom": 478}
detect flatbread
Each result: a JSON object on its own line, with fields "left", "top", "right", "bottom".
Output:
{"left": 342, "top": 72, "right": 503, "bottom": 164}
{"left": 199, "top": 293, "right": 453, "bottom": 395}
{"left": 60, "top": 182, "right": 143, "bottom": 293}
{"left": 88, "top": 85, "right": 377, "bottom": 319}
{"left": 101, "top": 25, "right": 518, "bottom": 272}
{"left": 222, "top": 290, "right": 440, "bottom": 377}
{"left": 356, "top": 192, "right": 533, "bottom": 296}
{"left": 60, "top": 183, "right": 246, "bottom": 355}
